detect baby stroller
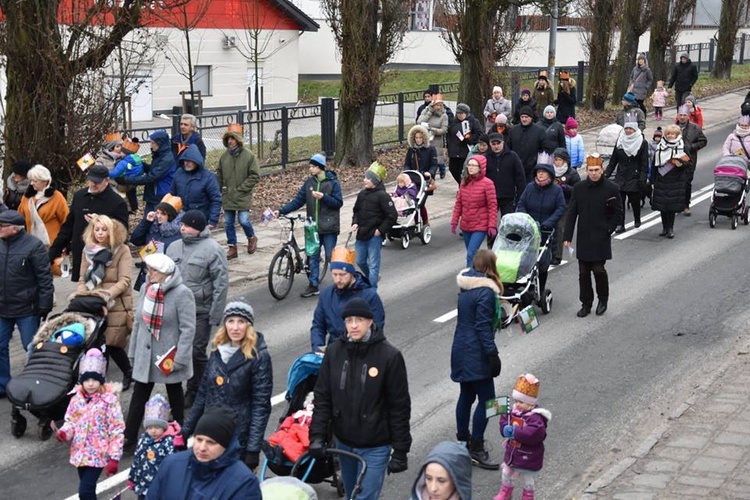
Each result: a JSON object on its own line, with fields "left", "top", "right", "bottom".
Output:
{"left": 260, "top": 353, "right": 364, "bottom": 498}
{"left": 6, "top": 292, "right": 107, "bottom": 440}
{"left": 709, "top": 155, "right": 749, "bottom": 229}
{"left": 596, "top": 124, "right": 623, "bottom": 162}
{"left": 385, "top": 170, "right": 432, "bottom": 249}
{"left": 492, "top": 213, "right": 553, "bottom": 326}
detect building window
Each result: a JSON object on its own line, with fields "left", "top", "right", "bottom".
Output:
{"left": 410, "top": 0, "right": 449, "bottom": 31}
{"left": 194, "top": 65, "right": 211, "bottom": 96}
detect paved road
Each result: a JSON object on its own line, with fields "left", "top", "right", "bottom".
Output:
{"left": 1, "top": 120, "right": 748, "bottom": 499}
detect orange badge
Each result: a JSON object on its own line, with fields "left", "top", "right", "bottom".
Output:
{"left": 368, "top": 367, "right": 379, "bottom": 378}
{"left": 60, "top": 346, "right": 68, "bottom": 354}
{"left": 216, "top": 376, "right": 224, "bottom": 386}
{"left": 36, "top": 342, "right": 44, "bottom": 350}
{"left": 147, "top": 449, "right": 156, "bottom": 461}
{"left": 163, "top": 359, "right": 173, "bottom": 371}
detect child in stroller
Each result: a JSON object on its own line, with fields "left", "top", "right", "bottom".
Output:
{"left": 385, "top": 170, "right": 432, "bottom": 249}
{"left": 6, "top": 291, "right": 108, "bottom": 440}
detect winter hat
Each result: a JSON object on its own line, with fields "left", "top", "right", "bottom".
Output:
{"left": 653, "top": 126, "right": 664, "bottom": 140}
{"left": 340, "top": 298, "right": 374, "bottom": 320}
{"left": 740, "top": 115, "right": 750, "bottom": 126}
{"left": 0, "top": 210, "right": 26, "bottom": 226}
{"left": 636, "top": 52, "right": 646, "bottom": 62}
{"left": 79, "top": 348, "right": 107, "bottom": 384}
{"left": 553, "top": 147, "right": 570, "bottom": 162}
{"left": 521, "top": 88, "right": 531, "bottom": 97}
{"left": 543, "top": 105, "right": 556, "bottom": 116}
{"left": 194, "top": 407, "right": 236, "bottom": 449}
{"left": 684, "top": 95, "right": 697, "bottom": 106}
{"left": 492, "top": 86, "right": 503, "bottom": 94}
{"left": 512, "top": 373, "right": 540, "bottom": 405}
{"left": 565, "top": 117, "right": 579, "bottom": 130}
{"left": 456, "top": 103, "right": 471, "bottom": 115}
{"left": 656, "top": 80, "right": 665, "bottom": 89}
{"left": 222, "top": 123, "right": 244, "bottom": 148}
{"left": 622, "top": 92, "right": 637, "bottom": 105}
{"left": 488, "top": 132, "right": 504, "bottom": 143}
{"left": 223, "top": 299, "right": 255, "bottom": 325}
{"left": 478, "top": 134, "right": 490, "bottom": 146}
{"left": 518, "top": 106, "right": 534, "bottom": 118}
{"left": 144, "top": 394, "right": 171, "bottom": 430}
{"left": 623, "top": 121, "right": 639, "bottom": 131}
{"left": 680, "top": 52, "right": 689, "bottom": 60}
{"left": 365, "top": 161, "right": 387, "bottom": 185}
{"left": 143, "top": 253, "right": 176, "bottom": 275}
{"left": 121, "top": 138, "right": 139, "bottom": 155}
{"left": 330, "top": 246, "right": 357, "bottom": 275}
{"left": 182, "top": 209, "right": 207, "bottom": 232}
{"left": 11, "top": 159, "right": 32, "bottom": 177}
{"left": 53, "top": 323, "right": 86, "bottom": 347}
{"left": 538, "top": 70, "right": 549, "bottom": 81}
{"left": 103, "top": 132, "right": 123, "bottom": 151}
{"left": 495, "top": 114, "right": 508, "bottom": 125}
{"left": 678, "top": 105, "right": 690, "bottom": 115}
{"left": 155, "top": 194, "right": 182, "bottom": 221}
{"left": 310, "top": 153, "right": 327, "bottom": 169}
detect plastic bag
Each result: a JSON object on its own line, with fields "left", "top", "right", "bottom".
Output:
{"left": 304, "top": 217, "right": 320, "bottom": 256}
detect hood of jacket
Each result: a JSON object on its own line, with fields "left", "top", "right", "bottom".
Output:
{"left": 32, "top": 311, "right": 100, "bottom": 345}
{"left": 160, "top": 267, "right": 185, "bottom": 294}
{"left": 189, "top": 437, "right": 243, "bottom": 480}
{"left": 532, "top": 162, "right": 555, "bottom": 180}
{"left": 150, "top": 130, "right": 172, "bottom": 156}
{"left": 408, "top": 124, "right": 430, "bottom": 149}
{"left": 679, "top": 53, "right": 692, "bottom": 64}
{"left": 466, "top": 154, "right": 487, "bottom": 180}
{"left": 179, "top": 144, "right": 205, "bottom": 170}
{"left": 531, "top": 407, "right": 552, "bottom": 422}
{"left": 335, "top": 272, "right": 373, "bottom": 297}
{"left": 182, "top": 227, "right": 211, "bottom": 245}
{"left": 456, "top": 268, "right": 501, "bottom": 294}
{"left": 411, "top": 441, "right": 473, "bottom": 500}
{"left": 323, "top": 170, "right": 339, "bottom": 182}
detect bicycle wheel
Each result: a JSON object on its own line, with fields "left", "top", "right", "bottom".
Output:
{"left": 268, "top": 248, "right": 295, "bottom": 300}
{"left": 304, "top": 255, "right": 329, "bottom": 285}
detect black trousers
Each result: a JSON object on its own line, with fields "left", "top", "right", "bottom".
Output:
{"left": 578, "top": 260, "right": 608, "bottom": 307}
{"left": 660, "top": 211, "right": 676, "bottom": 230}
{"left": 124, "top": 381, "right": 184, "bottom": 442}
{"left": 685, "top": 170, "right": 695, "bottom": 207}
{"left": 675, "top": 89, "right": 690, "bottom": 109}
{"left": 621, "top": 191, "right": 642, "bottom": 225}
{"left": 105, "top": 346, "right": 131, "bottom": 377}
{"left": 449, "top": 158, "right": 465, "bottom": 184}
{"left": 186, "top": 313, "right": 211, "bottom": 396}
{"left": 635, "top": 98, "right": 647, "bottom": 116}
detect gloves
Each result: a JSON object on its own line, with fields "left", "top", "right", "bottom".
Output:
{"left": 540, "top": 224, "right": 551, "bottom": 232}
{"left": 244, "top": 452, "right": 259, "bottom": 470}
{"left": 127, "top": 480, "right": 134, "bottom": 491}
{"left": 106, "top": 458, "right": 119, "bottom": 477}
{"left": 451, "top": 224, "right": 457, "bottom": 235}
{"left": 487, "top": 227, "right": 498, "bottom": 239}
{"left": 39, "top": 309, "right": 51, "bottom": 322}
{"left": 55, "top": 430, "right": 68, "bottom": 443}
{"left": 387, "top": 450, "right": 408, "bottom": 475}
{"left": 173, "top": 433, "right": 185, "bottom": 448}
{"left": 309, "top": 439, "right": 327, "bottom": 460}
{"left": 488, "top": 354, "right": 502, "bottom": 378}
{"left": 502, "top": 424, "right": 516, "bottom": 439}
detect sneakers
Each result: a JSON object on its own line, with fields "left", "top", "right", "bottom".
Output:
{"left": 247, "top": 235, "right": 258, "bottom": 254}
{"left": 227, "top": 246, "right": 238, "bottom": 260}
{"left": 300, "top": 285, "right": 320, "bottom": 298}
{"left": 467, "top": 438, "right": 500, "bottom": 470}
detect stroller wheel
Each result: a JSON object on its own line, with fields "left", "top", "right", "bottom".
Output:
{"left": 11, "top": 410, "right": 27, "bottom": 438}
{"left": 732, "top": 214, "right": 739, "bottom": 230}
{"left": 334, "top": 472, "right": 346, "bottom": 497}
{"left": 744, "top": 207, "right": 749, "bottom": 225}
{"left": 540, "top": 289, "right": 553, "bottom": 314}
{"left": 419, "top": 224, "right": 432, "bottom": 245}
{"left": 401, "top": 233, "right": 410, "bottom": 249}
{"left": 38, "top": 419, "right": 54, "bottom": 441}
{"left": 709, "top": 211, "right": 716, "bottom": 228}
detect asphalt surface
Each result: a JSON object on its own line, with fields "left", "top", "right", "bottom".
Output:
{"left": 1, "top": 121, "right": 748, "bottom": 499}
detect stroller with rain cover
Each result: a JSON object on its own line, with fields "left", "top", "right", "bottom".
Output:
{"left": 709, "top": 155, "right": 749, "bottom": 229}
{"left": 260, "top": 353, "right": 366, "bottom": 498}
{"left": 6, "top": 291, "right": 107, "bottom": 440}
{"left": 492, "top": 213, "right": 553, "bottom": 327}
{"left": 385, "top": 170, "right": 432, "bottom": 249}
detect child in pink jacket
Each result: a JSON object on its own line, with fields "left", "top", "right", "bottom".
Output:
{"left": 651, "top": 81, "right": 668, "bottom": 121}
{"left": 56, "top": 348, "right": 125, "bottom": 500}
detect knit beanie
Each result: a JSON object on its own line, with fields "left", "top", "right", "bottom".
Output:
{"left": 223, "top": 299, "right": 255, "bottom": 325}
{"left": 478, "top": 134, "right": 490, "bottom": 146}
{"left": 512, "top": 373, "right": 540, "bottom": 405}
{"left": 340, "top": 298, "right": 374, "bottom": 319}
{"left": 622, "top": 92, "right": 637, "bottom": 105}
{"left": 310, "top": 153, "right": 327, "bottom": 169}
{"left": 518, "top": 106, "right": 534, "bottom": 118}
{"left": 144, "top": 394, "right": 171, "bottom": 430}
{"left": 565, "top": 117, "right": 578, "bottom": 130}
{"left": 492, "top": 86, "right": 503, "bottom": 94}
{"left": 495, "top": 114, "right": 508, "bottom": 125}
{"left": 79, "top": 348, "right": 107, "bottom": 384}
{"left": 521, "top": 88, "right": 531, "bottom": 97}
{"left": 182, "top": 209, "right": 207, "bottom": 232}
{"left": 194, "top": 407, "right": 236, "bottom": 449}
{"left": 456, "top": 103, "right": 471, "bottom": 115}
{"left": 11, "top": 159, "right": 33, "bottom": 177}
{"left": 543, "top": 105, "right": 556, "bottom": 116}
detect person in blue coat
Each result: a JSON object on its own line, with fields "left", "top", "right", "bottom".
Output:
{"left": 119, "top": 130, "right": 177, "bottom": 214}
{"left": 147, "top": 407, "right": 261, "bottom": 500}
{"left": 516, "top": 161, "right": 566, "bottom": 295}
{"left": 182, "top": 300, "right": 272, "bottom": 472}
{"left": 170, "top": 144, "right": 222, "bottom": 228}
{"left": 452, "top": 249, "right": 503, "bottom": 471}
{"left": 309, "top": 246, "right": 384, "bottom": 353}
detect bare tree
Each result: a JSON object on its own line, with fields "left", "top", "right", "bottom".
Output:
{"left": 648, "top": 0, "right": 696, "bottom": 82}
{"left": 578, "top": 0, "right": 617, "bottom": 110}
{"left": 610, "top": 0, "right": 651, "bottom": 104}
{"left": 323, "top": 0, "right": 409, "bottom": 167}
{"left": 712, "top": 0, "right": 743, "bottom": 79}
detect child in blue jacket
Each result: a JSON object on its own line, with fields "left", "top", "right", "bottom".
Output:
{"left": 109, "top": 138, "right": 143, "bottom": 213}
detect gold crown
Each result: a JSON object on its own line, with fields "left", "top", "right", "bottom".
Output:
{"left": 160, "top": 194, "right": 183, "bottom": 213}
{"left": 227, "top": 123, "right": 243, "bottom": 133}
{"left": 121, "top": 138, "right": 139, "bottom": 154}
{"left": 559, "top": 71, "right": 570, "bottom": 80}
{"left": 586, "top": 154, "right": 603, "bottom": 167}
{"left": 104, "top": 131, "right": 122, "bottom": 143}
{"left": 514, "top": 374, "right": 540, "bottom": 399}
{"left": 331, "top": 246, "right": 356, "bottom": 265}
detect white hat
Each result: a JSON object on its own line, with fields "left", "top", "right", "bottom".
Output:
{"left": 493, "top": 86, "right": 503, "bottom": 94}
{"left": 144, "top": 253, "right": 176, "bottom": 275}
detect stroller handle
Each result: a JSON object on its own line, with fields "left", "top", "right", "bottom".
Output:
{"left": 292, "top": 448, "right": 367, "bottom": 499}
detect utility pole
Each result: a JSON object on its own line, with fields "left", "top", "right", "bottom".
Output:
{"left": 548, "top": 0, "right": 558, "bottom": 89}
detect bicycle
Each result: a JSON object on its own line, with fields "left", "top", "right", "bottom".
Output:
{"left": 268, "top": 214, "right": 329, "bottom": 300}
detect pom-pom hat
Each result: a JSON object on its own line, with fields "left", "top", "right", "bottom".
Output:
{"left": 513, "top": 373, "right": 540, "bottom": 405}
{"left": 144, "top": 394, "right": 171, "bottom": 430}
{"left": 79, "top": 348, "right": 107, "bottom": 384}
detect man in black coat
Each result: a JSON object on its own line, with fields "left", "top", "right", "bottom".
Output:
{"left": 49, "top": 165, "right": 129, "bottom": 282}
{"left": 0, "top": 210, "right": 53, "bottom": 397}
{"left": 676, "top": 107, "right": 708, "bottom": 215}
{"left": 483, "top": 133, "right": 527, "bottom": 217}
{"left": 506, "top": 106, "right": 546, "bottom": 183}
{"left": 563, "top": 156, "right": 623, "bottom": 318}
{"left": 309, "top": 298, "right": 411, "bottom": 500}
{"left": 447, "top": 103, "right": 483, "bottom": 183}
{"left": 667, "top": 53, "right": 699, "bottom": 109}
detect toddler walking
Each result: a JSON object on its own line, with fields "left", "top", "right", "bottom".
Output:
{"left": 494, "top": 374, "right": 551, "bottom": 500}
{"left": 55, "top": 348, "right": 125, "bottom": 500}
{"left": 651, "top": 81, "right": 668, "bottom": 121}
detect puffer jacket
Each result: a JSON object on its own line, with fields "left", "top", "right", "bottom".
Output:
{"left": 146, "top": 439, "right": 261, "bottom": 500}
{"left": 722, "top": 131, "right": 750, "bottom": 157}
{"left": 605, "top": 139, "right": 649, "bottom": 193}
{"left": 517, "top": 164, "right": 566, "bottom": 230}
{"left": 0, "top": 229, "right": 54, "bottom": 318}
{"left": 166, "top": 228, "right": 228, "bottom": 325}
{"left": 352, "top": 183, "right": 398, "bottom": 241}
{"left": 310, "top": 272, "right": 385, "bottom": 352}
{"left": 170, "top": 144, "right": 222, "bottom": 227}
{"left": 411, "top": 441, "right": 473, "bottom": 500}
{"left": 216, "top": 133, "right": 261, "bottom": 210}
{"left": 451, "top": 268, "right": 500, "bottom": 383}
{"left": 310, "top": 324, "right": 412, "bottom": 453}
{"left": 279, "top": 171, "right": 343, "bottom": 235}
{"left": 500, "top": 406, "right": 551, "bottom": 472}
{"left": 183, "top": 334, "right": 273, "bottom": 456}
{"left": 59, "top": 383, "right": 125, "bottom": 468}
{"left": 129, "top": 422, "right": 181, "bottom": 496}
{"left": 120, "top": 130, "right": 177, "bottom": 207}
{"left": 404, "top": 125, "right": 438, "bottom": 178}
{"left": 451, "top": 155, "right": 498, "bottom": 233}
{"left": 130, "top": 212, "right": 183, "bottom": 251}
{"left": 565, "top": 134, "right": 585, "bottom": 169}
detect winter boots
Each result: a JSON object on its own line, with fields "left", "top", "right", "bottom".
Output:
{"left": 467, "top": 437, "right": 500, "bottom": 470}
{"left": 247, "top": 235, "right": 258, "bottom": 254}
{"left": 494, "top": 484, "right": 514, "bottom": 500}
{"left": 522, "top": 488, "right": 535, "bottom": 500}
{"left": 227, "top": 245, "right": 238, "bottom": 260}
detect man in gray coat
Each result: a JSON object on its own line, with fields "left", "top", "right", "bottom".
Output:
{"left": 167, "top": 210, "right": 228, "bottom": 408}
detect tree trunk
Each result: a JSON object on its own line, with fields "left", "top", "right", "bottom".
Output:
{"left": 585, "top": 0, "right": 616, "bottom": 110}
{"left": 611, "top": 0, "right": 646, "bottom": 105}
{"left": 457, "top": 0, "right": 497, "bottom": 115}
{"left": 335, "top": 102, "right": 377, "bottom": 167}
{"left": 712, "top": 0, "right": 741, "bottom": 79}
{"left": 648, "top": 0, "right": 672, "bottom": 83}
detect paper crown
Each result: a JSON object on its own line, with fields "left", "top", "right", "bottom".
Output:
{"left": 160, "top": 193, "right": 183, "bottom": 213}
{"left": 536, "top": 151, "right": 553, "bottom": 166}
{"left": 559, "top": 71, "right": 570, "bottom": 80}
{"left": 79, "top": 348, "right": 107, "bottom": 380}
{"left": 586, "top": 153, "right": 603, "bottom": 167}
{"left": 330, "top": 246, "right": 357, "bottom": 274}
{"left": 144, "top": 394, "right": 171, "bottom": 429}
{"left": 121, "top": 138, "right": 139, "bottom": 154}
{"left": 512, "top": 373, "right": 540, "bottom": 405}
{"left": 367, "top": 161, "right": 387, "bottom": 181}
{"left": 227, "top": 123, "right": 243, "bottom": 133}
{"left": 104, "top": 131, "right": 122, "bottom": 143}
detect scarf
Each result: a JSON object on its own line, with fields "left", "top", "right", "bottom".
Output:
{"left": 27, "top": 196, "right": 50, "bottom": 246}
{"left": 554, "top": 165, "right": 568, "bottom": 177}
{"left": 218, "top": 343, "right": 240, "bottom": 364}
{"left": 617, "top": 129, "right": 644, "bottom": 157}
{"left": 565, "top": 128, "right": 577, "bottom": 137}
{"left": 655, "top": 135, "right": 688, "bottom": 177}
{"left": 83, "top": 246, "right": 113, "bottom": 290}
{"left": 735, "top": 125, "right": 750, "bottom": 138}
{"left": 229, "top": 145, "right": 241, "bottom": 156}
{"left": 142, "top": 282, "right": 165, "bottom": 340}
{"left": 535, "top": 176, "right": 552, "bottom": 188}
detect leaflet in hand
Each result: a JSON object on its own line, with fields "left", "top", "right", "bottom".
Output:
{"left": 518, "top": 305, "right": 539, "bottom": 334}
{"left": 77, "top": 153, "right": 96, "bottom": 172}
{"left": 261, "top": 207, "right": 275, "bottom": 226}
{"left": 155, "top": 346, "right": 177, "bottom": 376}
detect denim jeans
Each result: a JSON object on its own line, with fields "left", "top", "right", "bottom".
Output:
{"left": 335, "top": 441, "right": 392, "bottom": 500}
{"left": 355, "top": 235, "right": 383, "bottom": 291}
{"left": 456, "top": 378, "right": 496, "bottom": 441}
{"left": 309, "top": 232, "right": 337, "bottom": 287}
{"left": 0, "top": 315, "right": 41, "bottom": 395}
{"left": 77, "top": 466, "right": 103, "bottom": 500}
{"left": 462, "top": 231, "right": 487, "bottom": 268}
{"left": 224, "top": 209, "right": 255, "bottom": 246}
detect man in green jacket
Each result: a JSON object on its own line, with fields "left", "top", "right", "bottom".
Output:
{"left": 216, "top": 124, "right": 261, "bottom": 259}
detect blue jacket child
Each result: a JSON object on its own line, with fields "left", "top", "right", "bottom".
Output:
{"left": 109, "top": 139, "right": 144, "bottom": 180}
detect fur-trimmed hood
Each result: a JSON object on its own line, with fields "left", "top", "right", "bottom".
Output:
{"left": 456, "top": 268, "right": 501, "bottom": 294}
{"left": 531, "top": 407, "right": 552, "bottom": 422}
{"left": 66, "top": 288, "right": 114, "bottom": 308}
{"left": 33, "top": 311, "right": 100, "bottom": 344}
{"left": 407, "top": 124, "right": 430, "bottom": 149}
{"left": 24, "top": 184, "right": 57, "bottom": 199}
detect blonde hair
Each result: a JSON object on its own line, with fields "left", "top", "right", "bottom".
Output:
{"left": 82, "top": 215, "right": 127, "bottom": 251}
{"left": 396, "top": 173, "right": 411, "bottom": 186}
{"left": 212, "top": 321, "right": 258, "bottom": 359}
{"left": 663, "top": 124, "right": 681, "bottom": 137}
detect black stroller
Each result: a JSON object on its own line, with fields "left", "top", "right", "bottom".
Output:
{"left": 6, "top": 293, "right": 107, "bottom": 440}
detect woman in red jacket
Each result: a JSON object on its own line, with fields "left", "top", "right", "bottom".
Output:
{"left": 451, "top": 155, "right": 499, "bottom": 267}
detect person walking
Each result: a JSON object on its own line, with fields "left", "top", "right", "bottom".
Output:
{"left": 628, "top": 53, "right": 654, "bottom": 116}
{"left": 483, "top": 86, "right": 512, "bottom": 132}
{"left": 0, "top": 210, "right": 53, "bottom": 398}
{"left": 166, "top": 210, "right": 228, "bottom": 409}
{"left": 551, "top": 148, "right": 580, "bottom": 265}
{"left": 616, "top": 93, "right": 646, "bottom": 132}
{"left": 483, "top": 133, "right": 526, "bottom": 219}
{"left": 506, "top": 107, "right": 545, "bottom": 183}
{"left": 667, "top": 53, "right": 699, "bottom": 109}
{"left": 652, "top": 124, "right": 691, "bottom": 238}
{"left": 351, "top": 162, "right": 397, "bottom": 290}
{"left": 278, "top": 154, "right": 343, "bottom": 297}
{"left": 538, "top": 105, "right": 566, "bottom": 155}
{"left": 217, "top": 124, "right": 261, "bottom": 259}
{"left": 605, "top": 121, "right": 649, "bottom": 232}
{"left": 564, "top": 117, "right": 585, "bottom": 170}
{"left": 563, "top": 155, "right": 623, "bottom": 318}
{"left": 676, "top": 105, "right": 708, "bottom": 216}
{"left": 447, "top": 104, "right": 483, "bottom": 183}
{"left": 119, "top": 130, "right": 178, "bottom": 214}
{"left": 555, "top": 72, "right": 577, "bottom": 124}
{"left": 309, "top": 298, "right": 412, "bottom": 500}
{"left": 532, "top": 71, "right": 554, "bottom": 120}
{"left": 17, "top": 164, "right": 69, "bottom": 248}
{"left": 418, "top": 95, "right": 449, "bottom": 179}
{"left": 170, "top": 144, "right": 222, "bottom": 230}
{"left": 171, "top": 113, "right": 207, "bottom": 160}
{"left": 182, "top": 300, "right": 272, "bottom": 472}
{"left": 3, "top": 159, "right": 32, "bottom": 211}
{"left": 453, "top": 249, "right": 504, "bottom": 471}
{"left": 451, "top": 155, "right": 498, "bottom": 267}
{"left": 410, "top": 441, "right": 472, "bottom": 500}
{"left": 404, "top": 125, "right": 438, "bottom": 225}
{"left": 722, "top": 115, "right": 750, "bottom": 156}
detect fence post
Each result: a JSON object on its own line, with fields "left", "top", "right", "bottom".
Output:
{"left": 511, "top": 72, "right": 520, "bottom": 110}
{"left": 741, "top": 34, "right": 746, "bottom": 64}
{"left": 171, "top": 106, "right": 181, "bottom": 139}
{"left": 320, "top": 98, "right": 335, "bottom": 159}
{"left": 281, "top": 107, "right": 289, "bottom": 168}
{"left": 577, "top": 60, "right": 585, "bottom": 106}
{"left": 709, "top": 38, "right": 715, "bottom": 73}
{"left": 398, "top": 93, "right": 405, "bottom": 144}
{"left": 697, "top": 44, "right": 703, "bottom": 71}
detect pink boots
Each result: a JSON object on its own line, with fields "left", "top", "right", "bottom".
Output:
{"left": 494, "top": 484, "right": 514, "bottom": 500}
